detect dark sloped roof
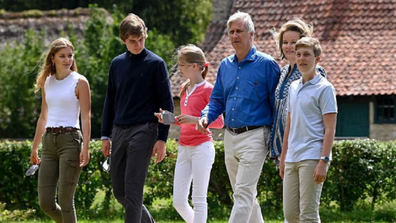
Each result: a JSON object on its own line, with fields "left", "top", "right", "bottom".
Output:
{"left": 171, "top": 0, "right": 396, "bottom": 97}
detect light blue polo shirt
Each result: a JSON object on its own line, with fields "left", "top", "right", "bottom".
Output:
{"left": 286, "top": 74, "right": 337, "bottom": 162}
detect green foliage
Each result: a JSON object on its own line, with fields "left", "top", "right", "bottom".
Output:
{"left": 0, "top": 1, "right": 212, "bottom": 47}
{"left": 0, "top": 140, "right": 115, "bottom": 219}
{"left": 374, "top": 199, "right": 396, "bottom": 222}
{"left": 0, "top": 5, "right": 197, "bottom": 139}
{"left": 145, "top": 28, "right": 176, "bottom": 69}
{"left": 76, "top": 6, "right": 125, "bottom": 138}
{"left": 2, "top": 139, "right": 395, "bottom": 221}
{"left": 0, "top": 141, "right": 39, "bottom": 211}
{"left": 207, "top": 141, "right": 233, "bottom": 218}
{"left": 22, "top": 9, "right": 43, "bottom": 18}
{"left": 0, "top": 29, "right": 43, "bottom": 138}
{"left": 145, "top": 139, "right": 178, "bottom": 206}
{"left": 74, "top": 140, "right": 119, "bottom": 219}
{"left": 0, "top": 202, "right": 36, "bottom": 222}
{"left": 132, "top": 0, "right": 212, "bottom": 46}
{"left": 322, "top": 139, "right": 396, "bottom": 211}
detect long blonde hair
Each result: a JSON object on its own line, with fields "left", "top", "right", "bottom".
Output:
{"left": 34, "top": 38, "right": 77, "bottom": 93}
{"left": 176, "top": 44, "right": 209, "bottom": 97}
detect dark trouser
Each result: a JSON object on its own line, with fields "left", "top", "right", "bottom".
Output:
{"left": 38, "top": 131, "right": 83, "bottom": 223}
{"left": 111, "top": 123, "right": 157, "bottom": 223}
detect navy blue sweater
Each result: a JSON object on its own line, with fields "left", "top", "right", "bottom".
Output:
{"left": 101, "top": 48, "right": 174, "bottom": 142}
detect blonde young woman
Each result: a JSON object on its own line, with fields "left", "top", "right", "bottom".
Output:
{"left": 30, "top": 37, "right": 91, "bottom": 223}
{"left": 156, "top": 45, "right": 223, "bottom": 223}
{"left": 270, "top": 18, "right": 327, "bottom": 161}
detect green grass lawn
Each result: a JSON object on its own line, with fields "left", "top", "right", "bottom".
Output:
{"left": 9, "top": 221, "right": 280, "bottom": 223}
{"left": 9, "top": 221, "right": 392, "bottom": 223}
{"left": 7, "top": 191, "right": 395, "bottom": 223}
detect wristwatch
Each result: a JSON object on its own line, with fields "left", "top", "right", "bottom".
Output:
{"left": 320, "top": 156, "right": 330, "bottom": 163}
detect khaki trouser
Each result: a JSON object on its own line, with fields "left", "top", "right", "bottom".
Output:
{"left": 38, "top": 131, "right": 83, "bottom": 223}
{"left": 283, "top": 160, "right": 329, "bottom": 223}
{"left": 224, "top": 127, "right": 269, "bottom": 223}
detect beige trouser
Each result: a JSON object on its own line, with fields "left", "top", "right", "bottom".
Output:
{"left": 283, "top": 160, "right": 328, "bottom": 223}
{"left": 224, "top": 127, "right": 269, "bottom": 223}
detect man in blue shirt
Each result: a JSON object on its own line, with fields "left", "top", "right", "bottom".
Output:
{"left": 198, "top": 11, "right": 280, "bottom": 223}
{"left": 101, "top": 13, "right": 174, "bottom": 223}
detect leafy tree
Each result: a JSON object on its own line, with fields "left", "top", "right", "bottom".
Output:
{"left": 0, "top": 29, "right": 44, "bottom": 138}
{"left": 132, "top": 0, "right": 212, "bottom": 46}
{"left": 75, "top": 6, "right": 125, "bottom": 138}
{"left": 0, "top": 2, "right": 210, "bottom": 138}
{"left": 0, "top": 0, "right": 212, "bottom": 47}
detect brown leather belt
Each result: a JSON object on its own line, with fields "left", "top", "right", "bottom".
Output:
{"left": 46, "top": 127, "right": 78, "bottom": 134}
{"left": 227, "top": 126, "right": 262, "bottom": 134}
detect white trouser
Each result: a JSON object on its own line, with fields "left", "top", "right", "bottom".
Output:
{"left": 173, "top": 141, "right": 215, "bottom": 223}
{"left": 283, "top": 160, "right": 328, "bottom": 223}
{"left": 224, "top": 127, "right": 269, "bottom": 223}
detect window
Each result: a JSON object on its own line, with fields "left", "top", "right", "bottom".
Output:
{"left": 375, "top": 96, "right": 396, "bottom": 123}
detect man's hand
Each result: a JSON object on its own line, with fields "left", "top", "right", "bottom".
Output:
{"left": 101, "top": 139, "right": 111, "bottom": 158}
{"left": 197, "top": 117, "right": 210, "bottom": 134}
{"left": 313, "top": 161, "right": 329, "bottom": 184}
{"left": 152, "top": 140, "right": 166, "bottom": 163}
{"left": 154, "top": 108, "right": 164, "bottom": 124}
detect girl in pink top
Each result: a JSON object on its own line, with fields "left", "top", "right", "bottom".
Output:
{"left": 156, "top": 44, "right": 223, "bottom": 223}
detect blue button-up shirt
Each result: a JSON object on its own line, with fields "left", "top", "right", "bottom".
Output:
{"left": 203, "top": 46, "right": 280, "bottom": 128}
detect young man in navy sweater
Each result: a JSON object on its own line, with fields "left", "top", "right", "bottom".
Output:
{"left": 101, "top": 13, "right": 174, "bottom": 223}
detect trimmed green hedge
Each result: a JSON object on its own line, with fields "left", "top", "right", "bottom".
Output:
{"left": 0, "top": 139, "right": 395, "bottom": 219}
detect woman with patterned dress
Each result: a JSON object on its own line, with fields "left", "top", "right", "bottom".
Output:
{"left": 270, "top": 18, "right": 327, "bottom": 161}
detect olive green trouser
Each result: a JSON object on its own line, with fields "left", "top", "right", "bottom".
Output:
{"left": 38, "top": 131, "right": 83, "bottom": 223}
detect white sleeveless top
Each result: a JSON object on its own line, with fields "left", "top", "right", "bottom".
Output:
{"left": 45, "top": 71, "right": 84, "bottom": 128}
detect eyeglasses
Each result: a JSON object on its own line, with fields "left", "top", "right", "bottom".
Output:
{"left": 102, "top": 156, "right": 111, "bottom": 173}
{"left": 25, "top": 164, "right": 39, "bottom": 176}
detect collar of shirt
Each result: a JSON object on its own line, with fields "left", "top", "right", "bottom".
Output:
{"left": 230, "top": 45, "right": 257, "bottom": 63}
{"left": 184, "top": 80, "right": 206, "bottom": 106}
{"left": 298, "top": 73, "right": 322, "bottom": 86}
{"left": 213, "top": 45, "right": 279, "bottom": 128}
{"left": 126, "top": 48, "right": 148, "bottom": 59}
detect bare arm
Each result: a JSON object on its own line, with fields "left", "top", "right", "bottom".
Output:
{"left": 279, "top": 112, "right": 291, "bottom": 180}
{"left": 77, "top": 78, "right": 91, "bottom": 167}
{"left": 30, "top": 88, "right": 48, "bottom": 165}
{"left": 313, "top": 113, "right": 337, "bottom": 184}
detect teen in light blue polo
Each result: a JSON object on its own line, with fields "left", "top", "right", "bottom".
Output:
{"left": 280, "top": 37, "right": 337, "bottom": 223}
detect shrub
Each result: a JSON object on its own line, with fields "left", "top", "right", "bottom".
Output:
{"left": 0, "top": 202, "right": 36, "bottom": 222}
{"left": 0, "top": 139, "right": 395, "bottom": 220}
{"left": 322, "top": 139, "right": 396, "bottom": 211}
{"left": 374, "top": 199, "right": 396, "bottom": 222}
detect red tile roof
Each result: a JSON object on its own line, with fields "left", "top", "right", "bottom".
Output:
{"left": 170, "top": 0, "right": 396, "bottom": 97}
